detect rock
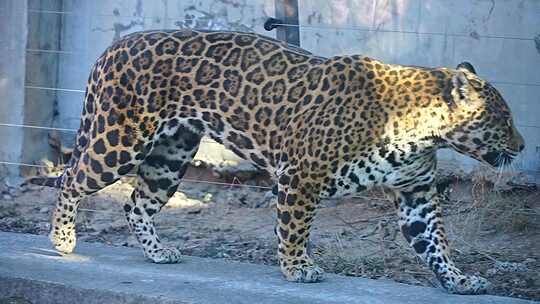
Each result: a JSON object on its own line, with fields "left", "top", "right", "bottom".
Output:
{"left": 166, "top": 192, "right": 205, "bottom": 209}
{"left": 256, "top": 191, "right": 276, "bottom": 208}
{"left": 0, "top": 181, "right": 7, "bottom": 194}
{"left": 122, "top": 235, "right": 138, "bottom": 247}
{"left": 8, "top": 188, "right": 19, "bottom": 197}
{"left": 0, "top": 296, "right": 32, "bottom": 304}
{"left": 187, "top": 208, "right": 202, "bottom": 214}
{"left": 216, "top": 252, "right": 230, "bottom": 258}
{"left": 487, "top": 261, "right": 528, "bottom": 276}
{"left": 203, "top": 193, "right": 213, "bottom": 203}
{"left": 37, "top": 222, "right": 50, "bottom": 234}
{"left": 19, "top": 183, "right": 29, "bottom": 193}
{"left": 20, "top": 182, "right": 42, "bottom": 192}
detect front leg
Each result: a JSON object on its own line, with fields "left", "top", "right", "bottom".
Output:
{"left": 393, "top": 184, "right": 490, "bottom": 294}
{"left": 275, "top": 173, "right": 324, "bottom": 283}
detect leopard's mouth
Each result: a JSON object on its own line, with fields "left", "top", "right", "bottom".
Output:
{"left": 481, "top": 150, "right": 516, "bottom": 167}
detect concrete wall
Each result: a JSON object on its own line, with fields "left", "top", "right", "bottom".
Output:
{"left": 0, "top": 0, "right": 28, "bottom": 179}
{"left": 22, "top": 0, "right": 63, "bottom": 174}
{"left": 298, "top": 0, "right": 540, "bottom": 178}
{"left": 2, "top": 0, "right": 539, "bottom": 179}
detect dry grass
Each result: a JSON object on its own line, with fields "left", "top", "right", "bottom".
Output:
{"left": 312, "top": 168, "right": 540, "bottom": 299}
{"left": 447, "top": 167, "right": 540, "bottom": 234}
{"left": 313, "top": 233, "right": 387, "bottom": 278}
{"left": 3, "top": 163, "right": 539, "bottom": 299}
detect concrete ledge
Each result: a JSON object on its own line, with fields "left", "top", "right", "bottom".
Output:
{"left": 0, "top": 232, "right": 536, "bottom": 304}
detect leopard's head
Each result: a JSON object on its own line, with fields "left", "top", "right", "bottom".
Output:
{"left": 441, "top": 62, "right": 524, "bottom": 167}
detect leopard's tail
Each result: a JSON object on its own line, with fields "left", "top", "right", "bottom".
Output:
{"left": 27, "top": 175, "right": 63, "bottom": 188}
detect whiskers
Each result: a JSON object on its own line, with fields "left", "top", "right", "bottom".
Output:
{"left": 493, "top": 150, "right": 522, "bottom": 188}
{"left": 494, "top": 155, "right": 505, "bottom": 187}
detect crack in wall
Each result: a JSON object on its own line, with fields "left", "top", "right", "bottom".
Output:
{"left": 92, "top": 0, "right": 145, "bottom": 42}
{"left": 535, "top": 34, "right": 540, "bottom": 55}
{"left": 175, "top": 5, "right": 253, "bottom": 32}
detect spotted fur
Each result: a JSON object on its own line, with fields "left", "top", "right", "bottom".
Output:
{"left": 42, "top": 29, "right": 524, "bottom": 294}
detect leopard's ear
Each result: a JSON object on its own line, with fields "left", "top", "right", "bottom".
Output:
{"left": 456, "top": 62, "right": 476, "bottom": 75}
{"left": 451, "top": 71, "right": 471, "bottom": 102}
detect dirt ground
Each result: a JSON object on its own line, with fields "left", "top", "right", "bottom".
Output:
{"left": 0, "top": 166, "right": 539, "bottom": 301}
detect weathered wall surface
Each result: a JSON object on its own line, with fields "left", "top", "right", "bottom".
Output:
{"left": 2, "top": 0, "right": 539, "bottom": 179}
{"left": 22, "top": 0, "right": 63, "bottom": 174}
{"left": 298, "top": 0, "right": 540, "bottom": 178}
{"left": 0, "top": 0, "right": 27, "bottom": 179}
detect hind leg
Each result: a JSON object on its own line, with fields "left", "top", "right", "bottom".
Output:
{"left": 50, "top": 173, "right": 87, "bottom": 254}
{"left": 51, "top": 147, "right": 138, "bottom": 253}
{"left": 51, "top": 120, "right": 146, "bottom": 253}
{"left": 124, "top": 126, "right": 201, "bottom": 263}
{"left": 276, "top": 172, "right": 324, "bottom": 283}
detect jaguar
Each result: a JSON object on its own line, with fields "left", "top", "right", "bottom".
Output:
{"left": 32, "top": 29, "right": 524, "bottom": 295}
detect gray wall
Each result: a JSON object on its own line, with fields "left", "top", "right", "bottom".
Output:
{"left": 23, "top": 0, "right": 63, "bottom": 173}
{"left": 1, "top": 0, "right": 539, "bottom": 179}
{"left": 0, "top": 0, "right": 27, "bottom": 179}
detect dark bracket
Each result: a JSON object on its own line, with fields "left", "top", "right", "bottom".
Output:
{"left": 267, "top": 0, "right": 300, "bottom": 46}
{"left": 264, "top": 17, "right": 283, "bottom": 32}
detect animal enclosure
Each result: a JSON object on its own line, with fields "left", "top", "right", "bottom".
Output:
{"left": 0, "top": 0, "right": 539, "bottom": 301}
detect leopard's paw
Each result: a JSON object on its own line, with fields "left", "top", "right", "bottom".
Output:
{"left": 147, "top": 247, "right": 183, "bottom": 264}
{"left": 281, "top": 257, "right": 324, "bottom": 283}
{"left": 444, "top": 274, "right": 490, "bottom": 295}
{"left": 49, "top": 225, "right": 76, "bottom": 254}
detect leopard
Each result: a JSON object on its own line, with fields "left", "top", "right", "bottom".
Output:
{"left": 31, "top": 29, "right": 524, "bottom": 295}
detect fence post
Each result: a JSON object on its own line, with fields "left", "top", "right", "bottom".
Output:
{"left": 265, "top": 0, "right": 300, "bottom": 46}
{"left": 21, "top": 0, "right": 64, "bottom": 175}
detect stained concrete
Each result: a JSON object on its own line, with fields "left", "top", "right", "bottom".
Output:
{"left": 21, "top": 0, "right": 64, "bottom": 175}
{"left": 0, "top": 232, "right": 536, "bottom": 304}
{"left": 3, "top": 1, "right": 539, "bottom": 181}
{"left": 0, "top": 0, "right": 27, "bottom": 179}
